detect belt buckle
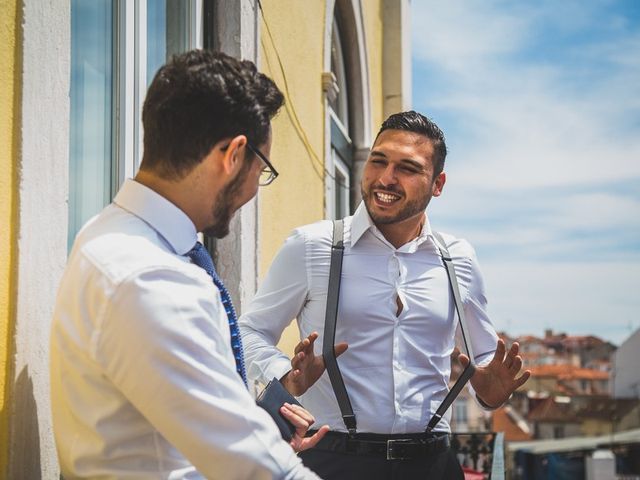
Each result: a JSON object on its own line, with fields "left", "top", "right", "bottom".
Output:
{"left": 386, "top": 438, "right": 413, "bottom": 460}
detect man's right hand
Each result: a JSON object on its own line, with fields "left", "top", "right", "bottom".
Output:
{"left": 280, "top": 332, "right": 348, "bottom": 396}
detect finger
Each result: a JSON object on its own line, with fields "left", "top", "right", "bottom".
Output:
{"left": 290, "top": 351, "right": 305, "bottom": 369}
{"left": 280, "top": 405, "right": 311, "bottom": 430}
{"left": 334, "top": 342, "right": 349, "bottom": 357}
{"left": 306, "top": 332, "right": 319, "bottom": 348}
{"left": 458, "top": 353, "right": 470, "bottom": 368}
{"left": 513, "top": 370, "right": 531, "bottom": 390}
{"left": 293, "top": 337, "right": 311, "bottom": 355}
{"left": 509, "top": 356, "right": 523, "bottom": 374}
{"left": 284, "top": 403, "right": 315, "bottom": 425}
{"left": 505, "top": 342, "right": 520, "bottom": 367}
{"left": 492, "top": 339, "right": 506, "bottom": 364}
{"left": 301, "top": 425, "right": 330, "bottom": 450}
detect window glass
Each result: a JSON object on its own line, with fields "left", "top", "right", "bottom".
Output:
{"left": 330, "top": 17, "right": 349, "bottom": 132}
{"left": 332, "top": 149, "right": 350, "bottom": 219}
{"left": 69, "top": 0, "right": 114, "bottom": 249}
{"left": 147, "top": 0, "right": 190, "bottom": 85}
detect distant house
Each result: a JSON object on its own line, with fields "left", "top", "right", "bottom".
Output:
{"left": 527, "top": 364, "right": 609, "bottom": 396}
{"left": 613, "top": 328, "right": 640, "bottom": 398}
{"left": 492, "top": 405, "right": 532, "bottom": 442}
{"left": 527, "top": 396, "right": 582, "bottom": 439}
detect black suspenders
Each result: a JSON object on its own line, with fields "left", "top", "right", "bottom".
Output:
{"left": 321, "top": 221, "right": 476, "bottom": 434}
{"left": 322, "top": 220, "right": 356, "bottom": 435}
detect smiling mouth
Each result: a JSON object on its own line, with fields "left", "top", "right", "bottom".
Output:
{"left": 374, "top": 191, "right": 401, "bottom": 204}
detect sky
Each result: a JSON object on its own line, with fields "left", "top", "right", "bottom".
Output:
{"left": 411, "top": 0, "right": 640, "bottom": 345}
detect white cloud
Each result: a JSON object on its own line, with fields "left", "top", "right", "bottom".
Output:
{"left": 413, "top": 2, "right": 640, "bottom": 345}
{"left": 483, "top": 261, "right": 640, "bottom": 345}
{"left": 412, "top": 1, "right": 640, "bottom": 190}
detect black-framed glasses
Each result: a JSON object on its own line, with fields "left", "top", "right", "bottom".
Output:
{"left": 247, "top": 142, "right": 279, "bottom": 186}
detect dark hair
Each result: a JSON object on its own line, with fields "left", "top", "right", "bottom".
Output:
{"left": 376, "top": 111, "right": 447, "bottom": 176}
{"left": 141, "top": 49, "right": 284, "bottom": 179}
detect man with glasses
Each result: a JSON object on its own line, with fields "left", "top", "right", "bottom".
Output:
{"left": 50, "top": 50, "right": 324, "bottom": 479}
{"left": 248, "top": 141, "right": 279, "bottom": 186}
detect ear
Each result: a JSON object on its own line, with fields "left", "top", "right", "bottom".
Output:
{"left": 219, "top": 135, "right": 248, "bottom": 176}
{"left": 432, "top": 172, "right": 446, "bottom": 197}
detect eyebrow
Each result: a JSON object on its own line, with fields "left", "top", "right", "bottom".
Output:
{"left": 370, "top": 150, "right": 425, "bottom": 170}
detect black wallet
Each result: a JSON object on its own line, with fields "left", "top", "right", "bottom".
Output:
{"left": 256, "top": 377, "right": 303, "bottom": 441}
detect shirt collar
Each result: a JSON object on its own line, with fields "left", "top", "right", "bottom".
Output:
{"left": 113, "top": 179, "right": 197, "bottom": 255}
{"left": 349, "top": 201, "right": 434, "bottom": 249}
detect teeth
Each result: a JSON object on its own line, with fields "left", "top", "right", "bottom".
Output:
{"left": 376, "top": 192, "right": 400, "bottom": 204}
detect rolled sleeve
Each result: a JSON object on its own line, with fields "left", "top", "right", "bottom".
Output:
{"left": 240, "top": 229, "right": 309, "bottom": 386}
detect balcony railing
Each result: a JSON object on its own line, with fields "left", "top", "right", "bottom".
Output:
{"left": 452, "top": 431, "right": 506, "bottom": 479}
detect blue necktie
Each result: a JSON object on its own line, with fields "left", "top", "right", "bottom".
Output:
{"left": 187, "top": 242, "right": 248, "bottom": 387}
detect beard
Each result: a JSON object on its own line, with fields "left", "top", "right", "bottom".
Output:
{"left": 361, "top": 182, "right": 431, "bottom": 225}
{"left": 203, "top": 160, "right": 252, "bottom": 239}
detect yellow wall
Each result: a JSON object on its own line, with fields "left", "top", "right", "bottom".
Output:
{"left": 361, "top": 0, "right": 384, "bottom": 132}
{"left": 258, "top": 1, "right": 328, "bottom": 354}
{"left": 257, "top": 1, "right": 386, "bottom": 355}
{"left": 0, "top": 0, "right": 19, "bottom": 474}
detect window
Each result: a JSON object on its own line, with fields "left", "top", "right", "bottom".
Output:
{"left": 454, "top": 398, "right": 468, "bottom": 429}
{"left": 327, "top": 13, "right": 353, "bottom": 220}
{"left": 69, "top": 0, "right": 115, "bottom": 248}
{"left": 68, "top": 0, "right": 204, "bottom": 248}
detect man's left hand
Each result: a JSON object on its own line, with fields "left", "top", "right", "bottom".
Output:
{"left": 280, "top": 402, "right": 330, "bottom": 453}
{"left": 459, "top": 339, "right": 531, "bottom": 409}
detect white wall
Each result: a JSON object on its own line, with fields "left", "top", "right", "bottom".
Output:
{"left": 613, "top": 328, "right": 640, "bottom": 398}
{"left": 10, "top": 1, "right": 70, "bottom": 478}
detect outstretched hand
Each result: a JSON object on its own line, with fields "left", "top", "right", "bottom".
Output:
{"left": 459, "top": 339, "right": 531, "bottom": 408}
{"left": 281, "top": 332, "right": 348, "bottom": 396}
{"left": 280, "top": 402, "right": 330, "bottom": 453}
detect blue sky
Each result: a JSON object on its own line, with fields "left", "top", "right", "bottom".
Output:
{"left": 411, "top": 0, "right": 640, "bottom": 345}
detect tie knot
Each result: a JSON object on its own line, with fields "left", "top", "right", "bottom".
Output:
{"left": 187, "top": 241, "right": 216, "bottom": 279}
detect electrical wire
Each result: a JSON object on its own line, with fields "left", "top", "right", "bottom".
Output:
{"left": 256, "top": 0, "right": 352, "bottom": 190}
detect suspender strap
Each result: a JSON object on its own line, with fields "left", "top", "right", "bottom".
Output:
{"left": 426, "top": 232, "right": 476, "bottom": 433}
{"left": 322, "top": 220, "right": 357, "bottom": 435}
{"left": 432, "top": 232, "right": 475, "bottom": 362}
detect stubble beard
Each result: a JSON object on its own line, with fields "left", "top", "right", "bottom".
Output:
{"left": 361, "top": 183, "right": 430, "bottom": 225}
{"left": 203, "top": 161, "right": 251, "bottom": 239}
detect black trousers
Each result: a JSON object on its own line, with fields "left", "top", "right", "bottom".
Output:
{"left": 299, "top": 446, "right": 464, "bottom": 480}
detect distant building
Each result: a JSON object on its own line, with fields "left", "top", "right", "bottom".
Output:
{"left": 613, "top": 328, "right": 640, "bottom": 398}
{"left": 492, "top": 405, "right": 532, "bottom": 442}
{"left": 527, "top": 364, "right": 610, "bottom": 396}
{"left": 527, "top": 396, "right": 582, "bottom": 439}
{"left": 449, "top": 348, "right": 491, "bottom": 432}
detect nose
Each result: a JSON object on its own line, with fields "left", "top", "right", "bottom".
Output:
{"left": 379, "top": 164, "right": 397, "bottom": 187}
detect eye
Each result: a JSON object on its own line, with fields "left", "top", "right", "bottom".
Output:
{"left": 400, "top": 165, "right": 420, "bottom": 174}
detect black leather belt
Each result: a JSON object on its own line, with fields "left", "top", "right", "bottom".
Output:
{"left": 308, "top": 431, "right": 451, "bottom": 460}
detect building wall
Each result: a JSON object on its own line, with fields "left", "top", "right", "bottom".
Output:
{"left": 8, "top": 1, "right": 70, "bottom": 478}
{"left": 0, "top": 0, "right": 409, "bottom": 474}
{"left": 614, "top": 328, "right": 640, "bottom": 398}
{"left": 0, "top": 0, "right": 19, "bottom": 475}
{"left": 537, "top": 422, "right": 581, "bottom": 440}
{"left": 528, "top": 376, "right": 558, "bottom": 393}
{"left": 257, "top": 0, "right": 405, "bottom": 355}
{"left": 581, "top": 418, "right": 614, "bottom": 437}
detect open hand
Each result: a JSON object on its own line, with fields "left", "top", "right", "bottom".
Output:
{"left": 280, "top": 402, "right": 330, "bottom": 453}
{"left": 460, "top": 339, "right": 531, "bottom": 408}
{"left": 281, "top": 332, "right": 348, "bottom": 396}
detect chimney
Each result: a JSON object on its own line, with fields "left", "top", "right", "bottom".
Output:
{"left": 545, "top": 329, "right": 553, "bottom": 339}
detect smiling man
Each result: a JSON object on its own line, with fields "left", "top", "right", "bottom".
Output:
{"left": 239, "top": 111, "right": 530, "bottom": 479}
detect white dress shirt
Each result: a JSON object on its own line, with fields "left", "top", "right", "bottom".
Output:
{"left": 239, "top": 202, "right": 498, "bottom": 434}
{"left": 50, "top": 179, "right": 318, "bottom": 479}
